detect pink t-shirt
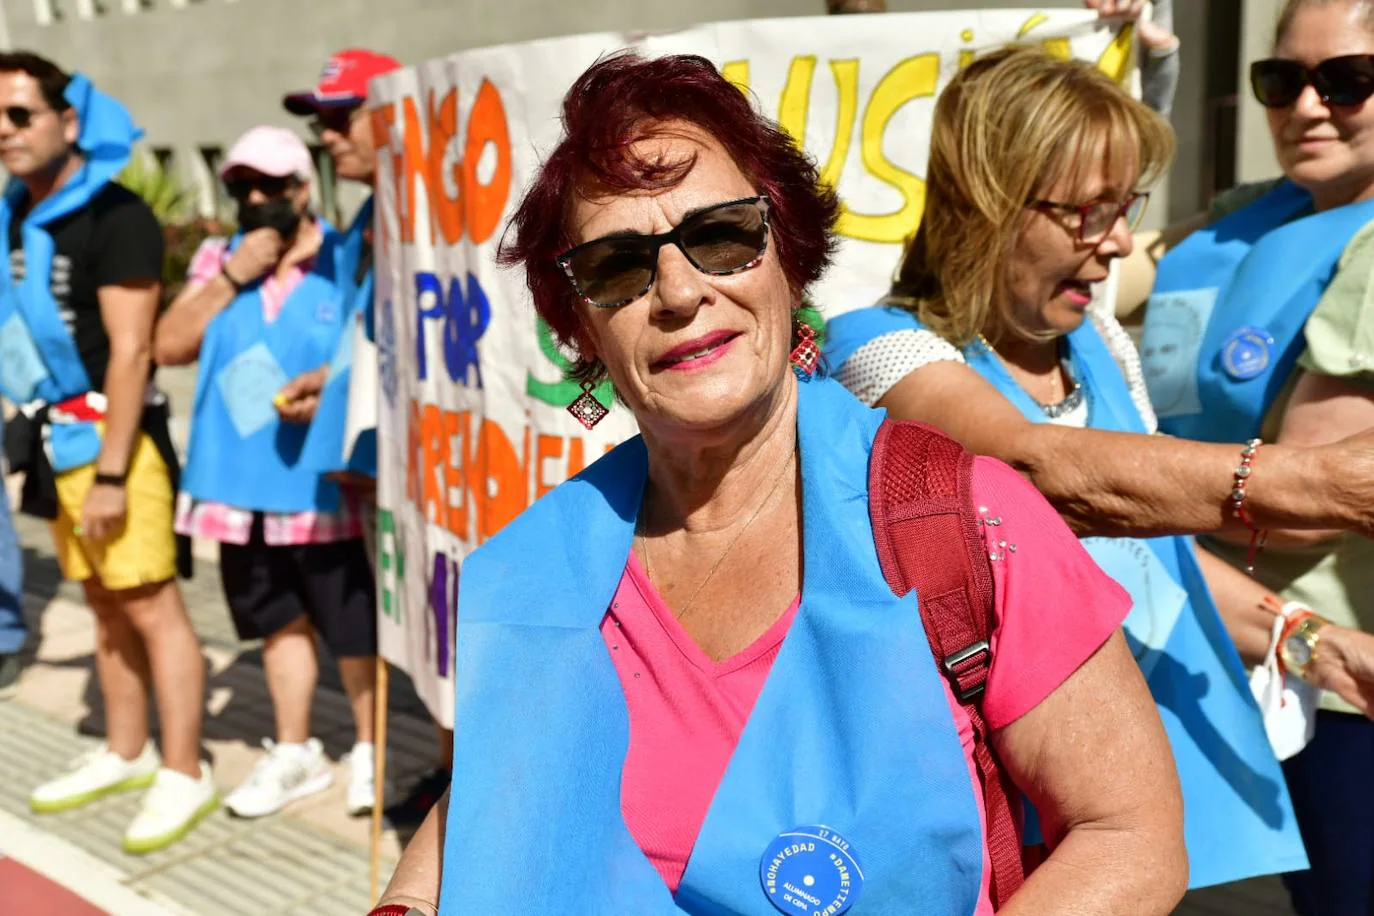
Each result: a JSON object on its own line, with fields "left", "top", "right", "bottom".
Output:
{"left": 600, "top": 456, "right": 1130, "bottom": 912}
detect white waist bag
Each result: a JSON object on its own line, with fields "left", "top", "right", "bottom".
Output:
{"left": 1249, "top": 602, "right": 1319, "bottom": 761}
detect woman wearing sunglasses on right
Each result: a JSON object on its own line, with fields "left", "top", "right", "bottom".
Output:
{"left": 1133, "top": 1, "right": 1374, "bottom": 912}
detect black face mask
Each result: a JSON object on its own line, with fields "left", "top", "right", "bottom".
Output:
{"left": 237, "top": 197, "right": 303, "bottom": 237}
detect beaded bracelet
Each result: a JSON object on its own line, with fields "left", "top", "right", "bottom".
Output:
{"left": 1229, "top": 438, "right": 1269, "bottom": 575}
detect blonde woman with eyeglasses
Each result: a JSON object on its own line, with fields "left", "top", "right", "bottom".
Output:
{"left": 825, "top": 41, "right": 1374, "bottom": 893}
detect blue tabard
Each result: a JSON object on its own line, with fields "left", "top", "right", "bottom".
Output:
{"left": 180, "top": 225, "right": 350, "bottom": 514}
{"left": 0, "top": 74, "right": 141, "bottom": 471}
{"left": 439, "top": 377, "right": 984, "bottom": 915}
{"left": 1141, "top": 180, "right": 1374, "bottom": 442}
{"left": 299, "top": 196, "right": 376, "bottom": 477}
{"left": 825, "top": 307, "right": 1308, "bottom": 888}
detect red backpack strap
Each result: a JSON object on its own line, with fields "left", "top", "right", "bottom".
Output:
{"left": 869, "top": 419, "right": 1026, "bottom": 908}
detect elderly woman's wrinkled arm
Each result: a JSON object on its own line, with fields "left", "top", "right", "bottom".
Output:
{"left": 1222, "top": 370, "right": 1374, "bottom": 547}
{"left": 994, "top": 631, "right": 1186, "bottom": 914}
{"left": 373, "top": 788, "right": 448, "bottom": 916}
{"left": 877, "top": 360, "right": 1374, "bottom": 540}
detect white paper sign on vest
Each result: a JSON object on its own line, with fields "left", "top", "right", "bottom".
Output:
{"left": 368, "top": 10, "right": 1131, "bottom": 727}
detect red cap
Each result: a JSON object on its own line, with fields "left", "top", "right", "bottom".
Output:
{"left": 283, "top": 49, "right": 400, "bottom": 114}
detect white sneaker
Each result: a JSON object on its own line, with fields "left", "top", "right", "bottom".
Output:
{"left": 123, "top": 762, "right": 219, "bottom": 854}
{"left": 31, "top": 742, "right": 160, "bottom": 813}
{"left": 345, "top": 742, "right": 376, "bottom": 816}
{"left": 224, "top": 738, "right": 332, "bottom": 818}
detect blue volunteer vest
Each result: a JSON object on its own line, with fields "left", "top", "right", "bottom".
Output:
{"left": 180, "top": 225, "right": 349, "bottom": 514}
{"left": 299, "top": 196, "right": 376, "bottom": 477}
{"left": 440, "top": 377, "right": 983, "bottom": 915}
{"left": 825, "top": 307, "right": 1308, "bottom": 888}
{"left": 0, "top": 74, "right": 141, "bottom": 471}
{"left": 1142, "top": 180, "right": 1374, "bottom": 441}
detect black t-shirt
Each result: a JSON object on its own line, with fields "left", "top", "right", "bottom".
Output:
{"left": 7, "top": 182, "right": 163, "bottom": 392}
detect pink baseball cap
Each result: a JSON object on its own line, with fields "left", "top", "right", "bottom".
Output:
{"left": 283, "top": 48, "right": 401, "bottom": 114}
{"left": 219, "top": 126, "right": 313, "bottom": 180}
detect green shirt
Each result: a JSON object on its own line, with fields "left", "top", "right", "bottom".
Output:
{"left": 1300, "top": 217, "right": 1374, "bottom": 383}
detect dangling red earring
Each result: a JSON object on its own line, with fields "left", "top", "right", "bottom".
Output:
{"left": 567, "top": 380, "right": 609, "bottom": 430}
{"left": 790, "top": 320, "right": 819, "bottom": 378}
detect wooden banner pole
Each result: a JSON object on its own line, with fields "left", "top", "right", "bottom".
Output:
{"left": 369, "top": 654, "right": 391, "bottom": 904}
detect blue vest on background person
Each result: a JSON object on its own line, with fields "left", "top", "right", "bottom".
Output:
{"left": 825, "top": 306, "right": 1308, "bottom": 888}
{"left": 0, "top": 74, "right": 139, "bottom": 472}
{"left": 1141, "top": 180, "right": 1374, "bottom": 442}
{"left": 299, "top": 196, "right": 376, "bottom": 477}
{"left": 440, "top": 378, "right": 983, "bottom": 915}
{"left": 180, "top": 223, "right": 349, "bottom": 514}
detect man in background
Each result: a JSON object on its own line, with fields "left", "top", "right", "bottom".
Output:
{"left": 3, "top": 51, "right": 213, "bottom": 854}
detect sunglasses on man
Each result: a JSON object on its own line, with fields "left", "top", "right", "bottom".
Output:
{"left": 223, "top": 174, "right": 299, "bottom": 201}
{"left": 556, "top": 196, "right": 772, "bottom": 309}
{"left": 308, "top": 105, "right": 364, "bottom": 138}
{"left": 1251, "top": 54, "right": 1374, "bottom": 109}
{"left": 0, "top": 105, "right": 52, "bottom": 130}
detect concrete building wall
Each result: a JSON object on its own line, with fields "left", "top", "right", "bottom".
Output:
{"left": 2, "top": 0, "right": 1222, "bottom": 224}
{"left": 1238, "top": 0, "right": 1284, "bottom": 184}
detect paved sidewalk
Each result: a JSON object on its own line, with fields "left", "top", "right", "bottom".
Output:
{"left": 1, "top": 509, "right": 441, "bottom": 916}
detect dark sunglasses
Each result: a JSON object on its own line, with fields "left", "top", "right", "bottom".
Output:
{"left": 1030, "top": 192, "right": 1150, "bottom": 245}
{"left": 0, "top": 105, "right": 51, "bottom": 130}
{"left": 308, "top": 105, "right": 362, "bottom": 138}
{"left": 556, "top": 196, "right": 771, "bottom": 309}
{"left": 224, "top": 174, "right": 297, "bottom": 201}
{"left": 1250, "top": 55, "right": 1374, "bottom": 108}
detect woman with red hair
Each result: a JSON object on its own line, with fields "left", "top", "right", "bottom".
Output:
{"left": 368, "top": 52, "right": 1185, "bottom": 916}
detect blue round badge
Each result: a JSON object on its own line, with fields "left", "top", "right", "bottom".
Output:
{"left": 759, "top": 825, "right": 864, "bottom": 916}
{"left": 1220, "top": 326, "right": 1275, "bottom": 381}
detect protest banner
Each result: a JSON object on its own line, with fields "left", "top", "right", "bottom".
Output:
{"left": 369, "top": 9, "right": 1131, "bottom": 725}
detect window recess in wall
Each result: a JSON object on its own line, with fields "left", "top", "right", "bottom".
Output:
{"left": 34, "top": 0, "right": 63, "bottom": 25}
{"left": 196, "top": 146, "right": 227, "bottom": 221}
{"left": 151, "top": 146, "right": 176, "bottom": 177}
{"left": 309, "top": 143, "right": 340, "bottom": 226}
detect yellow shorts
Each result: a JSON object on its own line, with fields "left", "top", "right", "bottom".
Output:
{"left": 51, "top": 427, "right": 178, "bottom": 590}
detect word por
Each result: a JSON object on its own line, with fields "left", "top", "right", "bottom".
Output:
{"left": 414, "top": 270, "right": 490, "bottom": 387}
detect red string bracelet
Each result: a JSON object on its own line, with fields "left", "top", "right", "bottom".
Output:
{"left": 1228, "top": 438, "right": 1268, "bottom": 575}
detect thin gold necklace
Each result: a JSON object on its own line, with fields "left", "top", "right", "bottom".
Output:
{"left": 977, "top": 332, "right": 1070, "bottom": 408}
{"left": 638, "top": 450, "right": 797, "bottom": 623}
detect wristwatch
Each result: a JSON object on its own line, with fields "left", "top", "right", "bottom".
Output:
{"left": 1279, "top": 613, "right": 1329, "bottom": 680}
